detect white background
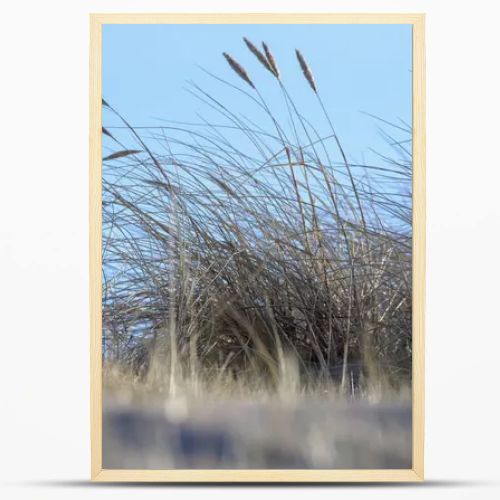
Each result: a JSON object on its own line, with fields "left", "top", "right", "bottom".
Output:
{"left": 1, "top": 0, "right": 499, "bottom": 498}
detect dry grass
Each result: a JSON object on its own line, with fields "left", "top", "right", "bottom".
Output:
{"left": 101, "top": 41, "right": 412, "bottom": 402}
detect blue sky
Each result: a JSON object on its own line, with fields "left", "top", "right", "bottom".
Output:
{"left": 103, "top": 23, "right": 412, "bottom": 166}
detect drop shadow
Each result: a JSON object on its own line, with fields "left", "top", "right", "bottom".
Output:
{"left": 18, "top": 479, "right": 496, "bottom": 489}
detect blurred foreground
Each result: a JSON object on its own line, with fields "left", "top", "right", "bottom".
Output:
{"left": 103, "top": 392, "right": 411, "bottom": 469}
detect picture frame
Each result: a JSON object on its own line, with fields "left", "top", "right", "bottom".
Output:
{"left": 90, "top": 12, "right": 425, "bottom": 482}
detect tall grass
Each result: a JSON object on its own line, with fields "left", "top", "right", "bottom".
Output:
{"left": 101, "top": 39, "right": 412, "bottom": 399}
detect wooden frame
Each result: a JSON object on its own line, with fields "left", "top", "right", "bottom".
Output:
{"left": 90, "top": 13, "right": 425, "bottom": 482}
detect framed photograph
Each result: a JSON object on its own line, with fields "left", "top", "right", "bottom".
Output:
{"left": 90, "top": 13, "right": 425, "bottom": 482}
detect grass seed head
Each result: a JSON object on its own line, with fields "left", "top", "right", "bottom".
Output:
{"left": 296, "top": 49, "right": 317, "bottom": 92}
{"left": 243, "top": 37, "right": 275, "bottom": 77}
{"left": 262, "top": 42, "right": 280, "bottom": 79}
{"left": 223, "top": 52, "right": 255, "bottom": 89}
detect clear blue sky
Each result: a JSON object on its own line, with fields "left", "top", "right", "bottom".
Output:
{"left": 103, "top": 23, "right": 412, "bottom": 165}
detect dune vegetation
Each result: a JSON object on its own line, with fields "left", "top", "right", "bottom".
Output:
{"left": 101, "top": 39, "right": 412, "bottom": 403}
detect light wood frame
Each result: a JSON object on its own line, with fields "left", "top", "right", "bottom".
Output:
{"left": 90, "top": 13, "right": 425, "bottom": 482}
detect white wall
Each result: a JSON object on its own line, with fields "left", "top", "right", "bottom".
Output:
{"left": 1, "top": 1, "right": 499, "bottom": 498}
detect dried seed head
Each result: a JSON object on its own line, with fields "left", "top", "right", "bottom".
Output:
{"left": 262, "top": 42, "right": 280, "bottom": 79}
{"left": 243, "top": 37, "right": 275, "bottom": 77}
{"left": 223, "top": 52, "right": 255, "bottom": 89}
{"left": 284, "top": 146, "right": 292, "bottom": 163}
{"left": 295, "top": 49, "right": 317, "bottom": 93}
